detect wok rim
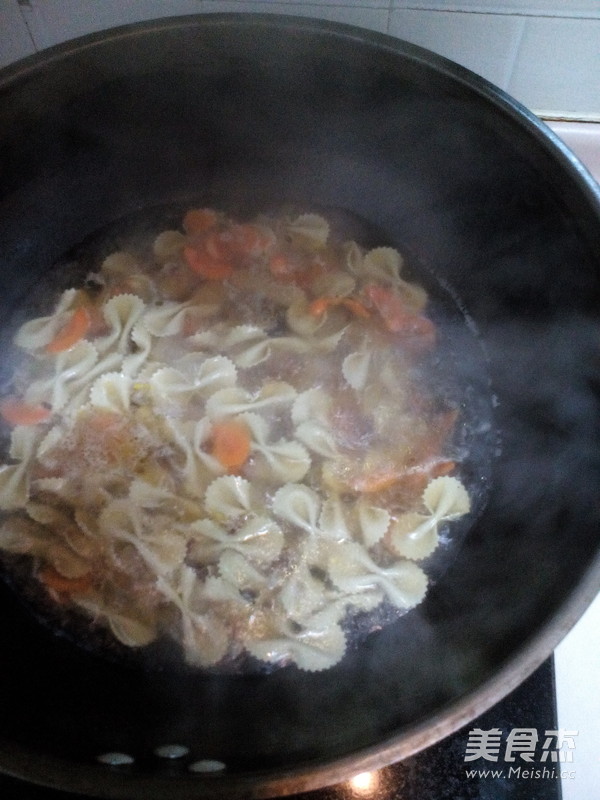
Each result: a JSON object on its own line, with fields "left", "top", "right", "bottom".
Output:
{"left": 1, "top": 554, "right": 598, "bottom": 799}
{"left": 0, "top": 12, "right": 599, "bottom": 798}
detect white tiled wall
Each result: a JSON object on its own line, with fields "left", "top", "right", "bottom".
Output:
{"left": 0, "top": 0, "right": 599, "bottom": 119}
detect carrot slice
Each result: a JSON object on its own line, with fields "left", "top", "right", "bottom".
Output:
{"left": 293, "top": 262, "right": 326, "bottom": 290}
{"left": 352, "top": 459, "right": 455, "bottom": 495}
{"left": 210, "top": 420, "right": 252, "bottom": 472}
{"left": 183, "top": 245, "right": 233, "bottom": 280}
{"left": 364, "top": 284, "right": 435, "bottom": 343}
{"left": 352, "top": 470, "right": 404, "bottom": 494}
{"left": 339, "top": 298, "right": 371, "bottom": 318}
{"left": 231, "top": 223, "right": 274, "bottom": 257}
{"left": 307, "top": 297, "right": 331, "bottom": 316}
{"left": 39, "top": 565, "right": 92, "bottom": 597}
{"left": 46, "top": 307, "right": 91, "bottom": 354}
{"left": 182, "top": 208, "right": 219, "bottom": 234}
{"left": 308, "top": 296, "right": 370, "bottom": 318}
{"left": 0, "top": 397, "right": 51, "bottom": 426}
{"left": 204, "top": 231, "right": 236, "bottom": 263}
{"left": 269, "top": 253, "right": 293, "bottom": 278}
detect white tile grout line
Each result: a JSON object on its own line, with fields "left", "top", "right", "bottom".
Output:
{"left": 503, "top": 13, "right": 527, "bottom": 92}
{"left": 15, "top": 0, "right": 37, "bottom": 52}
{"left": 391, "top": 2, "right": 600, "bottom": 19}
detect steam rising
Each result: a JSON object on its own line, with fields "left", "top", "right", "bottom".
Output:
{"left": 0, "top": 16, "right": 598, "bottom": 779}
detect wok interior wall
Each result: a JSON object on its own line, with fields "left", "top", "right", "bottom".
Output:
{"left": 0, "top": 21, "right": 599, "bottom": 777}
{"left": 1, "top": 0, "right": 599, "bottom": 121}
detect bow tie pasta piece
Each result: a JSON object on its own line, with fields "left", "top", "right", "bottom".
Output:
{"left": 190, "top": 325, "right": 306, "bottom": 370}
{"left": 26, "top": 501, "right": 97, "bottom": 562}
{"left": 89, "top": 372, "right": 132, "bottom": 414}
{"left": 188, "top": 515, "right": 284, "bottom": 567}
{"left": 106, "top": 613, "right": 159, "bottom": 649}
{"left": 13, "top": 289, "right": 83, "bottom": 351}
{"left": 205, "top": 382, "right": 297, "bottom": 420}
{"left": 181, "top": 610, "right": 232, "bottom": 668}
{"left": 358, "top": 501, "right": 392, "bottom": 548}
{"left": 387, "top": 476, "right": 471, "bottom": 560}
{"left": 95, "top": 294, "right": 146, "bottom": 355}
{"left": 76, "top": 593, "right": 159, "bottom": 648}
{"left": 163, "top": 417, "right": 225, "bottom": 497}
{"left": 312, "top": 269, "right": 356, "bottom": 299}
{"left": 217, "top": 549, "right": 269, "bottom": 595}
{"left": 99, "top": 500, "right": 188, "bottom": 579}
{"left": 201, "top": 574, "right": 250, "bottom": 606}
{"left": 272, "top": 483, "right": 321, "bottom": 536}
{"left": 0, "top": 425, "right": 45, "bottom": 509}
{"left": 291, "top": 387, "right": 331, "bottom": 427}
{"left": 247, "top": 606, "right": 347, "bottom": 672}
{"left": 277, "top": 561, "right": 333, "bottom": 623}
{"left": 361, "top": 247, "right": 404, "bottom": 284}
{"left": 143, "top": 291, "right": 223, "bottom": 338}
{"left": 148, "top": 356, "right": 237, "bottom": 413}
{"left": 121, "top": 323, "right": 153, "bottom": 377}
{"left": 423, "top": 475, "right": 471, "bottom": 519}
{"left": 342, "top": 240, "right": 364, "bottom": 276}
{"left": 142, "top": 301, "right": 190, "bottom": 337}
{"left": 292, "top": 388, "right": 339, "bottom": 459}
{"left": 286, "top": 297, "right": 329, "bottom": 337}
{"left": 204, "top": 475, "right": 253, "bottom": 520}
{"left": 0, "top": 506, "right": 91, "bottom": 583}
{"left": 318, "top": 494, "right": 393, "bottom": 548}
{"left": 128, "top": 479, "right": 188, "bottom": 515}
{"left": 22, "top": 340, "right": 102, "bottom": 413}
{"left": 386, "top": 512, "right": 438, "bottom": 561}
{"left": 326, "top": 540, "right": 428, "bottom": 611}
{"left": 284, "top": 213, "right": 330, "bottom": 249}
{"left": 174, "top": 354, "right": 237, "bottom": 394}
{"left": 318, "top": 495, "right": 354, "bottom": 543}
{"left": 342, "top": 350, "right": 372, "bottom": 391}
{"left": 240, "top": 412, "right": 311, "bottom": 483}
{"left": 158, "top": 566, "right": 230, "bottom": 668}
{"left": 153, "top": 229, "right": 186, "bottom": 262}
{"left": 0, "top": 513, "right": 46, "bottom": 555}
{"left": 194, "top": 325, "right": 270, "bottom": 369}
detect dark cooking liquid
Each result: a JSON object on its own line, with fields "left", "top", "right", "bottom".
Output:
{"left": 0, "top": 203, "right": 498, "bottom": 673}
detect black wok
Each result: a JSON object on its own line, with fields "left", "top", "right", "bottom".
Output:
{"left": 0, "top": 13, "right": 599, "bottom": 799}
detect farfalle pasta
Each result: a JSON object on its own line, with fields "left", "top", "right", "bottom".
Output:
{"left": 0, "top": 208, "right": 471, "bottom": 672}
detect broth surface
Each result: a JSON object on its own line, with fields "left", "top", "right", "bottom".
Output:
{"left": 0, "top": 207, "right": 493, "bottom": 672}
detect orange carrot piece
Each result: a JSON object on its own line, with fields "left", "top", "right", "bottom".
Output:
{"left": 352, "top": 459, "right": 455, "bottom": 495}
{"left": 39, "top": 565, "right": 92, "bottom": 597}
{"left": 340, "top": 298, "right": 371, "bottom": 318}
{"left": 183, "top": 245, "right": 233, "bottom": 281}
{"left": 308, "top": 297, "right": 331, "bottom": 316}
{"left": 352, "top": 470, "right": 404, "bottom": 494}
{"left": 269, "top": 254, "right": 326, "bottom": 287}
{"left": 182, "top": 208, "right": 219, "bottom": 234}
{"left": 364, "top": 284, "right": 435, "bottom": 343}
{"left": 308, "top": 296, "right": 370, "bottom": 318}
{"left": 431, "top": 459, "right": 456, "bottom": 477}
{"left": 210, "top": 420, "right": 252, "bottom": 472}
{"left": 46, "top": 307, "right": 91, "bottom": 354}
{"left": 269, "top": 253, "right": 293, "bottom": 278}
{"left": 232, "top": 223, "right": 274, "bottom": 256}
{"left": 72, "top": 290, "right": 107, "bottom": 337}
{"left": 204, "top": 231, "right": 235, "bottom": 262}
{"left": 293, "top": 262, "right": 326, "bottom": 290}
{"left": 0, "top": 397, "right": 51, "bottom": 426}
